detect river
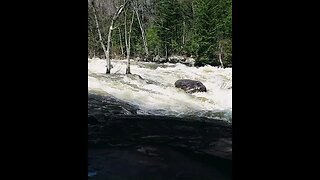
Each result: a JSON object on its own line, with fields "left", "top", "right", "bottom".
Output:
{"left": 88, "top": 58, "right": 232, "bottom": 122}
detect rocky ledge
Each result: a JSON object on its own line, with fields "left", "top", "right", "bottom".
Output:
{"left": 88, "top": 93, "right": 232, "bottom": 179}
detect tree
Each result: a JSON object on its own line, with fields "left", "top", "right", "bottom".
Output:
{"left": 193, "top": 0, "right": 232, "bottom": 67}
{"left": 124, "top": 7, "right": 135, "bottom": 74}
{"left": 105, "top": 1, "right": 127, "bottom": 74}
{"left": 88, "top": 0, "right": 232, "bottom": 67}
{"left": 153, "top": 0, "right": 184, "bottom": 58}
{"left": 132, "top": 1, "right": 149, "bottom": 56}
{"left": 90, "top": 0, "right": 108, "bottom": 62}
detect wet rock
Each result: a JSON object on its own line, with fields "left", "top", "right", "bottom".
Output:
{"left": 134, "top": 57, "right": 142, "bottom": 61}
{"left": 88, "top": 93, "right": 138, "bottom": 116}
{"left": 174, "top": 79, "right": 207, "bottom": 93}
{"left": 168, "top": 55, "right": 186, "bottom": 63}
{"left": 88, "top": 114, "right": 231, "bottom": 160}
{"left": 159, "top": 57, "right": 167, "bottom": 63}
{"left": 88, "top": 145, "right": 231, "bottom": 179}
{"left": 88, "top": 93, "right": 232, "bottom": 179}
{"left": 184, "top": 57, "right": 195, "bottom": 66}
{"left": 136, "top": 146, "right": 159, "bottom": 157}
{"left": 88, "top": 114, "right": 101, "bottom": 125}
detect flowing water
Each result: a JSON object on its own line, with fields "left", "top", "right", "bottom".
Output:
{"left": 88, "top": 58, "right": 232, "bottom": 122}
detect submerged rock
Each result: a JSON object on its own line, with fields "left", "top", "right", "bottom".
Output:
{"left": 174, "top": 79, "right": 207, "bottom": 93}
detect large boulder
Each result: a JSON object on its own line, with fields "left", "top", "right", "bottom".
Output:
{"left": 175, "top": 79, "right": 207, "bottom": 93}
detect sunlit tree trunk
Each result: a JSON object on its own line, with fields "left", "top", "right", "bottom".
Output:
{"left": 118, "top": 28, "right": 124, "bottom": 57}
{"left": 106, "top": 1, "right": 127, "bottom": 73}
{"left": 125, "top": 9, "right": 135, "bottom": 74}
{"left": 133, "top": 2, "right": 149, "bottom": 56}
{"left": 91, "top": 1, "right": 108, "bottom": 63}
{"left": 218, "top": 42, "right": 224, "bottom": 68}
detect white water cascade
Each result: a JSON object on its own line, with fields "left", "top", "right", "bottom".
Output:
{"left": 88, "top": 58, "right": 232, "bottom": 122}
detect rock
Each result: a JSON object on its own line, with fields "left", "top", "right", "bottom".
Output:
{"left": 88, "top": 114, "right": 231, "bottom": 160}
{"left": 88, "top": 114, "right": 105, "bottom": 125}
{"left": 174, "top": 79, "right": 207, "bottom": 93}
{"left": 89, "top": 145, "right": 231, "bottom": 179}
{"left": 134, "top": 57, "right": 142, "bottom": 61}
{"left": 159, "top": 57, "right": 167, "bottom": 63}
{"left": 88, "top": 93, "right": 138, "bottom": 116}
{"left": 168, "top": 55, "right": 186, "bottom": 63}
{"left": 88, "top": 93, "right": 232, "bottom": 160}
{"left": 88, "top": 93, "right": 232, "bottom": 179}
{"left": 144, "top": 54, "right": 153, "bottom": 62}
{"left": 153, "top": 55, "right": 160, "bottom": 62}
{"left": 184, "top": 57, "right": 195, "bottom": 66}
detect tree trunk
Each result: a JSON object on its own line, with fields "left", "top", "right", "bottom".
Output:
{"left": 126, "top": 9, "right": 135, "bottom": 74}
{"left": 218, "top": 42, "right": 224, "bottom": 68}
{"left": 118, "top": 28, "right": 124, "bottom": 58}
{"left": 165, "top": 45, "right": 168, "bottom": 59}
{"left": 133, "top": 3, "right": 149, "bottom": 56}
{"left": 106, "top": 2, "right": 127, "bottom": 74}
{"left": 91, "top": 2, "right": 108, "bottom": 63}
{"left": 124, "top": 10, "right": 128, "bottom": 71}
{"left": 182, "top": 20, "right": 185, "bottom": 45}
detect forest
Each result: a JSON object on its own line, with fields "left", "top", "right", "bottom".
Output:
{"left": 88, "top": 0, "right": 232, "bottom": 69}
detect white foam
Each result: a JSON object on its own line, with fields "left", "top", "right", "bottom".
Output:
{"left": 88, "top": 58, "right": 232, "bottom": 122}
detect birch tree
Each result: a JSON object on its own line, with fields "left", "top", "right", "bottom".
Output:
{"left": 118, "top": 27, "right": 124, "bottom": 57}
{"left": 90, "top": 1, "right": 108, "bottom": 61}
{"left": 132, "top": 1, "right": 149, "bottom": 56}
{"left": 105, "top": 1, "right": 127, "bottom": 74}
{"left": 124, "top": 8, "right": 135, "bottom": 74}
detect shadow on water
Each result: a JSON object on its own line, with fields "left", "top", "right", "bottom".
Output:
{"left": 88, "top": 93, "right": 232, "bottom": 179}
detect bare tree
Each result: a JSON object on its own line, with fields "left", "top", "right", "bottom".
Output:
{"left": 105, "top": 1, "right": 127, "bottom": 74}
{"left": 124, "top": 8, "right": 135, "bottom": 74}
{"left": 132, "top": 1, "right": 149, "bottom": 56}
{"left": 118, "top": 27, "right": 124, "bottom": 57}
{"left": 218, "top": 42, "right": 224, "bottom": 68}
{"left": 90, "top": 1, "right": 108, "bottom": 61}
{"left": 182, "top": 20, "right": 185, "bottom": 45}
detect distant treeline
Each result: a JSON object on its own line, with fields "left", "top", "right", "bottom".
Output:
{"left": 88, "top": 0, "right": 231, "bottom": 67}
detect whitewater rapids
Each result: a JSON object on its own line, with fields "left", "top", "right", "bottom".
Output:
{"left": 88, "top": 58, "right": 232, "bottom": 122}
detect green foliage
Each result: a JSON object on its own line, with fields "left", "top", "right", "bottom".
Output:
{"left": 152, "top": 0, "right": 184, "bottom": 56}
{"left": 88, "top": 0, "right": 232, "bottom": 67}
{"left": 146, "top": 25, "right": 161, "bottom": 55}
{"left": 218, "top": 39, "right": 232, "bottom": 67}
{"left": 193, "top": 0, "right": 232, "bottom": 66}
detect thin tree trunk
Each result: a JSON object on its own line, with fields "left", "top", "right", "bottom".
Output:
{"left": 89, "top": 26, "right": 95, "bottom": 58}
{"left": 133, "top": 3, "right": 148, "bottom": 56}
{"left": 182, "top": 20, "right": 185, "bottom": 45}
{"left": 165, "top": 44, "right": 168, "bottom": 59}
{"left": 218, "top": 42, "right": 224, "bottom": 68}
{"left": 106, "top": 2, "right": 127, "bottom": 74}
{"left": 118, "top": 28, "right": 124, "bottom": 58}
{"left": 91, "top": 2, "right": 108, "bottom": 64}
{"left": 124, "top": 9, "right": 128, "bottom": 65}
{"left": 126, "top": 9, "right": 135, "bottom": 74}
